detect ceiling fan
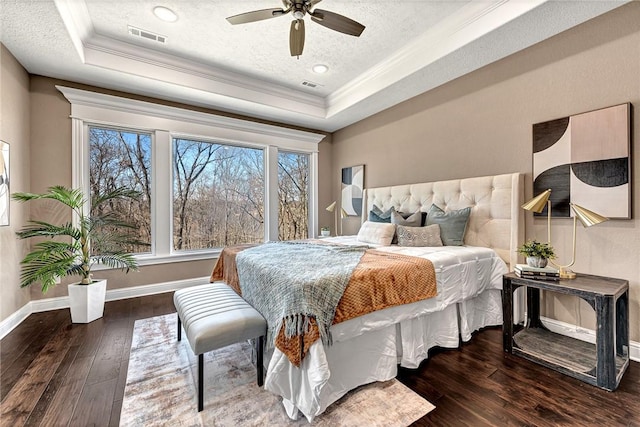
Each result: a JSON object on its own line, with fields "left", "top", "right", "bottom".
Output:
{"left": 226, "top": 0, "right": 365, "bottom": 58}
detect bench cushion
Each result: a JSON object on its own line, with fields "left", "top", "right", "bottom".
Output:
{"left": 174, "top": 282, "right": 266, "bottom": 355}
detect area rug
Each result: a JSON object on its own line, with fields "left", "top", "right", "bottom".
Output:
{"left": 120, "top": 314, "right": 435, "bottom": 426}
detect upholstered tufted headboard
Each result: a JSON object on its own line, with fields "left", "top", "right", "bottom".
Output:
{"left": 361, "top": 173, "right": 524, "bottom": 269}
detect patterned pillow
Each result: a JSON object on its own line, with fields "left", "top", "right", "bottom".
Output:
{"left": 425, "top": 204, "right": 471, "bottom": 246}
{"left": 356, "top": 221, "right": 396, "bottom": 246}
{"left": 396, "top": 224, "right": 443, "bottom": 247}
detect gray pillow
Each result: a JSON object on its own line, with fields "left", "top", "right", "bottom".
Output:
{"left": 425, "top": 204, "right": 471, "bottom": 246}
{"left": 391, "top": 209, "right": 421, "bottom": 227}
{"left": 396, "top": 224, "right": 443, "bottom": 247}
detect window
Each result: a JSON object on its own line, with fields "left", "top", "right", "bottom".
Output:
{"left": 89, "top": 126, "right": 152, "bottom": 254}
{"left": 173, "top": 138, "right": 264, "bottom": 250}
{"left": 62, "top": 86, "right": 323, "bottom": 265}
{"left": 278, "top": 151, "right": 309, "bottom": 240}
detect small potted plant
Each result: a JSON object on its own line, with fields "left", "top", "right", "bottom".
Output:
{"left": 12, "top": 186, "right": 141, "bottom": 323}
{"left": 320, "top": 226, "right": 331, "bottom": 237}
{"left": 517, "top": 239, "right": 556, "bottom": 268}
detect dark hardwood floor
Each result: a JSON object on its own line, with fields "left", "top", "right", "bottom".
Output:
{"left": 1, "top": 293, "right": 638, "bottom": 426}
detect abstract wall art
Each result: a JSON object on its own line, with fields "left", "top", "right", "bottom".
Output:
{"left": 533, "top": 103, "right": 631, "bottom": 218}
{"left": 341, "top": 164, "right": 364, "bottom": 217}
{"left": 0, "top": 141, "right": 9, "bottom": 226}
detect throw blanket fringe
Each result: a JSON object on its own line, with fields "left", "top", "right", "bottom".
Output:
{"left": 236, "top": 241, "right": 367, "bottom": 351}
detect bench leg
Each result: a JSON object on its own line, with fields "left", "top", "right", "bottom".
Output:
{"left": 198, "top": 353, "right": 204, "bottom": 412}
{"left": 177, "top": 314, "right": 182, "bottom": 342}
{"left": 256, "top": 335, "right": 264, "bottom": 387}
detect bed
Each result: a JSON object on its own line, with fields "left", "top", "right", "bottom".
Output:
{"left": 212, "top": 172, "right": 524, "bottom": 422}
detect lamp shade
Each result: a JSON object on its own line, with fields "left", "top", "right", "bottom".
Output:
{"left": 340, "top": 207, "right": 348, "bottom": 219}
{"left": 571, "top": 203, "right": 609, "bottom": 227}
{"left": 326, "top": 201, "right": 336, "bottom": 212}
{"left": 522, "top": 189, "right": 552, "bottom": 213}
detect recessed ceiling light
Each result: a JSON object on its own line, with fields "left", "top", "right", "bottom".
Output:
{"left": 153, "top": 6, "right": 178, "bottom": 22}
{"left": 312, "top": 64, "right": 329, "bottom": 74}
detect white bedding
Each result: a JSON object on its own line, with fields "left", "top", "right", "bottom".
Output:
{"left": 264, "top": 236, "right": 508, "bottom": 422}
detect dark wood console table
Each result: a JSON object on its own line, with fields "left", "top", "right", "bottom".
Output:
{"left": 502, "top": 272, "right": 629, "bottom": 391}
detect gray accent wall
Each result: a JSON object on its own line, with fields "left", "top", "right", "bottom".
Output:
{"left": 0, "top": 45, "right": 31, "bottom": 322}
{"left": 331, "top": 3, "right": 640, "bottom": 342}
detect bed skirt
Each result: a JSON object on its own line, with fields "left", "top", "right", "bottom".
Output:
{"left": 264, "top": 288, "right": 503, "bottom": 421}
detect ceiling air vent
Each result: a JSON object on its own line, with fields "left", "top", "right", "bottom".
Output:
{"left": 302, "top": 80, "right": 322, "bottom": 88}
{"left": 128, "top": 26, "right": 167, "bottom": 44}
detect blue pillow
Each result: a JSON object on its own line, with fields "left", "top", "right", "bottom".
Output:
{"left": 369, "top": 205, "right": 394, "bottom": 223}
{"left": 425, "top": 204, "right": 471, "bottom": 246}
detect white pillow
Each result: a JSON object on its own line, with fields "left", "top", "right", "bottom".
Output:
{"left": 356, "top": 221, "right": 396, "bottom": 246}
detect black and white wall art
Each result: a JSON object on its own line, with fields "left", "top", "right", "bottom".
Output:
{"left": 341, "top": 165, "right": 364, "bottom": 217}
{"left": 533, "top": 103, "right": 631, "bottom": 218}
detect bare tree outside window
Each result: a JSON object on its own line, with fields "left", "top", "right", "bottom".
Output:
{"left": 173, "top": 139, "right": 264, "bottom": 250}
{"left": 89, "top": 127, "right": 152, "bottom": 254}
{"left": 89, "top": 129, "right": 310, "bottom": 255}
{"left": 278, "top": 151, "right": 309, "bottom": 240}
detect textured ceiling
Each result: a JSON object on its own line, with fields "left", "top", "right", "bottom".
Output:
{"left": 0, "top": 0, "right": 630, "bottom": 131}
{"left": 84, "top": 0, "right": 467, "bottom": 96}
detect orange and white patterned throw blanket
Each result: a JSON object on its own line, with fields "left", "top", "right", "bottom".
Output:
{"left": 210, "top": 242, "right": 437, "bottom": 366}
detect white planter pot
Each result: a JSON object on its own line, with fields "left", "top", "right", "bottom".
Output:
{"left": 68, "top": 279, "right": 107, "bottom": 323}
{"left": 526, "top": 256, "right": 548, "bottom": 268}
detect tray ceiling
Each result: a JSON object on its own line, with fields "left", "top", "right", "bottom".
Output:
{"left": 0, "top": 0, "right": 629, "bottom": 131}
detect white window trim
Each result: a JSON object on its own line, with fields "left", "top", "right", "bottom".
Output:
{"left": 59, "top": 85, "right": 325, "bottom": 266}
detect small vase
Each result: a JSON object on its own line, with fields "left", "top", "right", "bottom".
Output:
{"left": 526, "top": 256, "right": 548, "bottom": 268}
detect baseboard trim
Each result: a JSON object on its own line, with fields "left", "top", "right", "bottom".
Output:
{"left": 105, "top": 277, "right": 210, "bottom": 302}
{"left": 0, "top": 303, "right": 32, "bottom": 341}
{"left": 0, "top": 276, "right": 210, "bottom": 339}
{"left": 541, "top": 316, "right": 640, "bottom": 363}
{"left": 3, "top": 285, "right": 640, "bottom": 364}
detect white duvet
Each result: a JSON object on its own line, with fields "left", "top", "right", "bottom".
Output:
{"left": 263, "top": 236, "right": 508, "bottom": 422}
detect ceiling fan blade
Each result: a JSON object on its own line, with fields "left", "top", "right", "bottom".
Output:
{"left": 290, "top": 19, "right": 305, "bottom": 57}
{"left": 226, "top": 8, "right": 287, "bottom": 25}
{"left": 310, "top": 9, "right": 365, "bottom": 36}
{"left": 308, "top": 0, "right": 323, "bottom": 7}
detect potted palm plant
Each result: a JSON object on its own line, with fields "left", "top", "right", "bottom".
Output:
{"left": 517, "top": 239, "right": 556, "bottom": 268}
{"left": 12, "top": 186, "right": 141, "bottom": 323}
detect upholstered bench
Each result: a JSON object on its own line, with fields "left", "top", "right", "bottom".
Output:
{"left": 173, "top": 282, "right": 267, "bottom": 412}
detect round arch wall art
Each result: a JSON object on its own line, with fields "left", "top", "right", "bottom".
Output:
{"left": 341, "top": 165, "right": 364, "bottom": 217}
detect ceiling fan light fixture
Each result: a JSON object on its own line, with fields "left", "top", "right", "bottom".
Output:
{"left": 153, "top": 6, "right": 178, "bottom": 23}
{"left": 227, "top": 1, "right": 365, "bottom": 56}
{"left": 312, "top": 64, "right": 328, "bottom": 74}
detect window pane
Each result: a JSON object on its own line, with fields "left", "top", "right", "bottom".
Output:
{"left": 278, "top": 151, "right": 309, "bottom": 240}
{"left": 89, "top": 127, "right": 152, "bottom": 254}
{"left": 173, "top": 139, "right": 264, "bottom": 250}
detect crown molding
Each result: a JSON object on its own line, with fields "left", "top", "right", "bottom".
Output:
{"left": 56, "top": 85, "right": 326, "bottom": 146}
{"left": 326, "top": 0, "right": 545, "bottom": 117}
{"left": 51, "top": 0, "right": 632, "bottom": 132}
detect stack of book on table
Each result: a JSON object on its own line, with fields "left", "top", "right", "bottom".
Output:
{"left": 514, "top": 264, "right": 560, "bottom": 281}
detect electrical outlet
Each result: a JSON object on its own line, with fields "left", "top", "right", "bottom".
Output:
{"left": 54, "top": 276, "right": 61, "bottom": 284}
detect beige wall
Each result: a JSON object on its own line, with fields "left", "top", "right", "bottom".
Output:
{"left": 0, "top": 45, "right": 31, "bottom": 322}
{"left": 26, "top": 76, "right": 331, "bottom": 300}
{"left": 332, "top": 3, "right": 640, "bottom": 341}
